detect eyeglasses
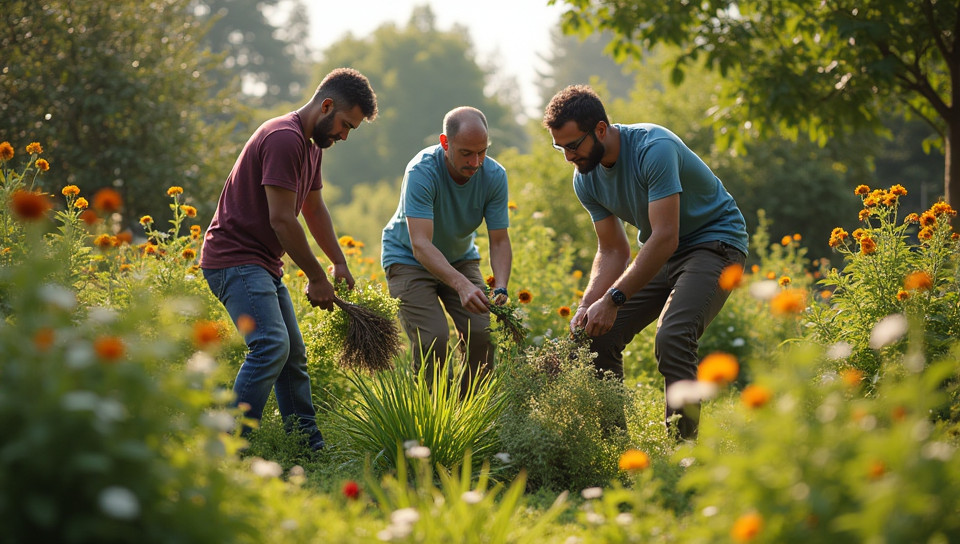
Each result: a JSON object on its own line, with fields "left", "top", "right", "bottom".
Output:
{"left": 552, "top": 132, "right": 590, "bottom": 153}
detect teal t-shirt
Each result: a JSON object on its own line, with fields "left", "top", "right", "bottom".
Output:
{"left": 574, "top": 123, "right": 749, "bottom": 255}
{"left": 381, "top": 145, "right": 510, "bottom": 269}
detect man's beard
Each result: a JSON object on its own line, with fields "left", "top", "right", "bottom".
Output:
{"left": 574, "top": 133, "right": 605, "bottom": 174}
{"left": 310, "top": 114, "right": 337, "bottom": 148}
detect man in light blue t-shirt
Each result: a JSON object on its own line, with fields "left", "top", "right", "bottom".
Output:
{"left": 381, "top": 107, "right": 512, "bottom": 392}
{"left": 543, "top": 85, "right": 748, "bottom": 440}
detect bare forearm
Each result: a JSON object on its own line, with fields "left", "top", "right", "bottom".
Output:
{"left": 489, "top": 236, "right": 512, "bottom": 290}
{"left": 304, "top": 208, "right": 346, "bottom": 266}
{"left": 612, "top": 233, "right": 677, "bottom": 298}
{"left": 272, "top": 217, "right": 326, "bottom": 282}
{"left": 581, "top": 248, "right": 630, "bottom": 305}
{"left": 412, "top": 242, "right": 472, "bottom": 290}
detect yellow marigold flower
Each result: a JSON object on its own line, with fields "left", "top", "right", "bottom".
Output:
{"left": 904, "top": 213, "right": 920, "bottom": 224}
{"left": 828, "top": 227, "right": 848, "bottom": 248}
{"left": 574, "top": 289, "right": 584, "bottom": 297}
{"left": 858, "top": 209, "right": 871, "bottom": 222}
{"left": 33, "top": 327, "right": 55, "bottom": 352}
{"left": 859, "top": 236, "right": 876, "bottom": 255}
{"left": 344, "top": 247, "right": 359, "bottom": 256}
{"left": 750, "top": 264, "right": 760, "bottom": 274}
{"left": 731, "top": 512, "right": 763, "bottom": 542}
{"left": 718, "top": 263, "right": 744, "bottom": 290}
{"left": 237, "top": 314, "right": 257, "bottom": 335}
{"left": 863, "top": 195, "right": 879, "bottom": 207}
{"left": 904, "top": 271, "right": 933, "bottom": 291}
{"left": 61, "top": 185, "right": 80, "bottom": 197}
{"left": 190, "top": 225, "right": 202, "bottom": 236}
{"left": 296, "top": 270, "right": 305, "bottom": 277}
{"left": 896, "top": 289, "right": 910, "bottom": 302}
{"left": 851, "top": 228, "right": 865, "bottom": 240}
{"left": 697, "top": 352, "right": 739, "bottom": 385}
{"left": 93, "top": 336, "right": 125, "bottom": 362}
{"left": 919, "top": 211, "right": 936, "bottom": 227}
{"left": 93, "top": 234, "right": 115, "bottom": 249}
{"left": 778, "top": 276, "right": 791, "bottom": 287}
{"left": 181, "top": 248, "right": 197, "bottom": 260}
{"left": 868, "top": 460, "right": 886, "bottom": 480}
{"left": 35, "top": 158, "right": 49, "bottom": 172}
{"left": 618, "top": 449, "right": 650, "bottom": 472}
{"left": 572, "top": 269, "right": 583, "bottom": 280}
{"left": 92, "top": 188, "right": 123, "bottom": 213}
{"left": 741, "top": 384, "right": 772, "bottom": 409}
{"left": 770, "top": 289, "right": 806, "bottom": 316}
{"left": 139, "top": 215, "right": 153, "bottom": 226}
{"left": 841, "top": 368, "right": 863, "bottom": 387}
{"left": 765, "top": 271, "right": 776, "bottom": 280}
{"left": 180, "top": 205, "right": 197, "bottom": 218}
{"left": 780, "top": 235, "right": 792, "bottom": 246}
{"left": 889, "top": 184, "right": 907, "bottom": 196}
{"left": 517, "top": 289, "right": 533, "bottom": 304}
{"left": 854, "top": 184, "right": 870, "bottom": 195}
{"left": 338, "top": 235, "right": 355, "bottom": 247}
{"left": 355, "top": 240, "right": 365, "bottom": 248}
{"left": 10, "top": 190, "right": 52, "bottom": 221}
{"left": 142, "top": 243, "right": 158, "bottom": 255}
{"left": 0, "top": 141, "right": 14, "bottom": 161}
{"left": 929, "top": 201, "right": 957, "bottom": 216}
{"left": 25, "top": 142, "right": 43, "bottom": 155}
{"left": 193, "top": 320, "right": 221, "bottom": 348}
{"left": 918, "top": 227, "right": 933, "bottom": 241}
{"left": 557, "top": 306, "right": 571, "bottom": 317}
{"left": 72, "top": 197, "right": 88, "bottom": 210}
{"left": 507, "top": 201, "right": 518, "bottom": 210}
{"left": 167, "top": 186, "right": 184, "bottom": 196}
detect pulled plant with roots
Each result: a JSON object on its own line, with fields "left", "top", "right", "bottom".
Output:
{"left": 488, "top": 300, "right": 528, "bottom": 347}
{"left": 333, "top": 296, "right": 402, "bottom": 373}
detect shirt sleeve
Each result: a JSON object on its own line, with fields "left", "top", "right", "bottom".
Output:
{"left": 483, "top": 169, "right": 510, "bottom": 230}
{"left": 574, "top": 174, "right": 613, "bottom": 223}
{"left": 402, "top": 165, "right": 436, "bottom": 220}
{"left": 641, "top": 139, "right": 683, "bottom": 202}
{"left": 259, "top": 129, "right": 305, "bottom": 192}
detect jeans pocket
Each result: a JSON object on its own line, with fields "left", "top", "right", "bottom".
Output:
{"left": 202, "top": 268, "right": 225, "bottom": 299}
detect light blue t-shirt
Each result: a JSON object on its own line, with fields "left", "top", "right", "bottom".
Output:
{"left": 381, "top": 145, "right": 510, "bottom": 269}
{"left": 574, "top": 123, "right": 749, "bottom": 255}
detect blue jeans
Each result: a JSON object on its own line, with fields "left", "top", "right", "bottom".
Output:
{"left": 202, "top": 265, "right": 324, "bottom": 450}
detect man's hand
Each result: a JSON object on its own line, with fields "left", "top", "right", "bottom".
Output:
{"left": 305, "top": 276, "right": 336, "bottom": 311}
{"left": 330, "top": 262, "right": 355, "bottom": 290}
{"left": 584, "top": 297, "right": 618, "bottom": 337}
{"left": 459, "top": 282, "right": 491, "bottom": 314}
{"left": 569, "top": 305, "right": 588, "bottom": 334}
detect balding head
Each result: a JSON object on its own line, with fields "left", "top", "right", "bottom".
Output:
{"left": 442, "top": 107, "right": 488, "bottom": 141}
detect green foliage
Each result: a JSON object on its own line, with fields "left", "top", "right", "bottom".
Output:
{"left": 497, "top": 334, "right": 633, "bottom": 491}
{"left": 331, "top": 359, "right": 507, "bottom": 472}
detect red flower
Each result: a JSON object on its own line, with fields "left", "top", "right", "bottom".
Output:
{"left": 342, "top": 480, "right": 360, "bottom": 500}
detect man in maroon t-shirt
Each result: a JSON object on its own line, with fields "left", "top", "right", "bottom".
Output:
{"left": 200, "top": 68, "right": 377, "bottom": 452}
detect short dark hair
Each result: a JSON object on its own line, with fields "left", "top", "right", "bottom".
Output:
{"left": 542, "top": 85, "right": 609, "bottom": 133}
{"left": 442, "top": 106, "right": 488, "bottom": 140}
{"left": 316, "top": 68, "right": 378, "bottom": 121}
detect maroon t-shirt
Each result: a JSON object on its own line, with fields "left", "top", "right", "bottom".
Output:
{"left": 200, "top": 112, "right": 322, "bottom": 277}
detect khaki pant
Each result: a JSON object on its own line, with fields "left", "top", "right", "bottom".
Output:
{"left": 385, "top": 260, "right": 493, "bottom": 393}
{"left": 591, "top": 241, "right": 746, "bottom": 440}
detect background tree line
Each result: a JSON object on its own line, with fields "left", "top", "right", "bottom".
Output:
{"left": 1, "top": 1, "right": 945, "bottom": 265}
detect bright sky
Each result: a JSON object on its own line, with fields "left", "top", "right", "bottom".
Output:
{"left": 306, "top": 1, "right": 566, "bottom": 118}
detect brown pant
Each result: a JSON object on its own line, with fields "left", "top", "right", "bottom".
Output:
{"left": 385, "top": 260, "right": 493, "bottom": 393}
{"left": 591, "top": 241, "right": 746, "bottom": 440}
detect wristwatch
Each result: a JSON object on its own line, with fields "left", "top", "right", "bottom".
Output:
{"left": 607, "top": 287, "right": 626, "bottom": 307}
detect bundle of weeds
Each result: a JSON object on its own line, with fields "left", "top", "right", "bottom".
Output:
{"left": 488, "top": 301, "right": 528, "bottom": 347}
{"left": 333, "top": 296, "right": 401, "bottom": 373}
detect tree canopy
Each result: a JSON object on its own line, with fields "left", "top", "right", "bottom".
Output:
{"left": 554, "top": 0, "right": 960, "bottom": 218}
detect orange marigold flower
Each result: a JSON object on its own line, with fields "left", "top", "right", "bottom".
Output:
{"left": 828, "top": 227, "right": 848, "bottom": 248}
{"left": 93, "top": 336, "right": 125, "bottom": 362}
{"left": 793, "top": 233, "right": 801, "bottom": 241}
{"left": 35, "top": 158, "right": 49, "bottom": 172}
{"left": 741, "top": 384, "right": 772, "bottom": 408}
{"left": 858, "top": 209, "right": 871, "bottom": 222}
{"left": 750, "top": 264, "right": 760, "bottom": 273}
{"left": 180, "top": 205, "right": 197, "bottom": 218}
{"left": 338, "top": 235, "right": 355, "bottom": 247}
{"left": 697, "top": 352, "right": 739, "bottom": 385}
{"left": 33, "top": 327, "right": 55, "bottom": 352}
{"left": 93, "top": 234, "right": 114, "bottom": 249}
{"left": 92, "top": 188, "right": 123, "bottom": 213}
{"left": 139, "top": 215, "right": 153, "bottom": 226}
{"left": 182, "top": 248, "right": 197, "bottom": 260}
{"left": 778, "top": 276, "right": 791, "bottom": 287}
{"left": 854, "top": 185, "right": 870, "bottom": 195}
{"left": 765, "top": 271, "right": 776, "bottom": 280}
{"left": 167, "top": 186, "right": 184, "bottom": 196}
{"left": 863, "top": 196, "right": 879, "bottom": 208}
{"left": 557, "top": 306, "right": 571, "bottom": 317}
{"left": 618, "top": 449, "right": 650, "bottom": 471}
{"left": 80, "top": 209, "right": 98, "bottom": 225}
{"left": 10, "top": 190, "right": 52, "bottom": 221}
{"left": 142, "top": 243, "right": 158, "bottom": 255}
{"left": 190, "top": 225, "right": 202, "bottom": 236}
{"left": 26, "top": 142, "right": 43, "bottom": 155}
{"left": 62, "top": 185, "right": 80, "bottom": 197}
{"left": 896, "top": 290, "right": 910, "bottom": 302}
{"left": 904, "top": 213, "right": 920, "bottom": 223}
{"left": 296, "top": 270, "right": 305, "bottom": 277}
{"left": 882, "top": 193, "right": 899, "bottom": 206}
{"left": 780, "top": 235, "right": 792, "bottom": 246}
{"left": 920, "top": 211, "right": 937, "bottom": 227}
{"left": 718, "top": 263, "right": 744, "bottom": 290}
{"left": 851, "top": 228, "right": 865, "bottom": 241}
{"left": 115, "top": 231, "right": 133, "bottom": 245}
{"left": 485, "top": 275, "right": 496, "bottom": 288}
{"left": 868, "top": 460, "right": 886, "bottom": 480}
{"left": 819, "top": 289, "right": 832, "bottom": 300}
{"left": 572, "top": 269, "right": 583, "bottom": 280}
{"left": 918, "top": 227, "right": 934, "bottom": 241}
{"left": 891, "top": 405, "right": 907, "bottom": 421}
{"left": 953, "top": 233, "right": 960, "bottom": 241}
{"left": 0, "top": 141, "right": 14, "bottom": 161}
{"left": 771, "top": 289, "right": 806, "bottom": 316}
{"left": 841, "top": 368, "right": 863, "bottom": 387}
{"left": 903, "top": 271, "right": 933, "bottom": 291}
{"left": 342, "top": 480, "right": 361, "bottom": 500}
{"left": 237, "top": 314, "right": 257, "bottom": 335}
{"left": 193, "top": 320, "right": 221, "bottom": 348}
{"left": 507, "top": 201, "right": 518, "bottom": 210}
{"left": 517, "top": 289, "right": 533, "bottom": 304}
{"left": 859, "top": 236, "right": 877, "bottom": 255}
{"left": 889, "top": 184, "right": 907, "bottom": 196}
{"left": 930, "top": 201, "right": 957, "bottom": 216}
{"left": 731, "top": 513, "right": 764, "bottom": 542}
{"left": 119, "top": 264, "right": 133, "bottom": 272}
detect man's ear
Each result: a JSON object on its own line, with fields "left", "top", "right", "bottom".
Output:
{"left": 439, "top": 133, "right": 449, "bottom": 151}
{"left": 595, "top": 120, "right": 607, "bottom": 140}
{"left": 320, "top": 97, "right": 334, "bottom": 114}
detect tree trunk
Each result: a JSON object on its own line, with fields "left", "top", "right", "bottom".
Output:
{"left": 948, "top": 123, "right": 960, "bottom": 229}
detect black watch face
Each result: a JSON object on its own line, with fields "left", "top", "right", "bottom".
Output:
{"left": 610, "top": 288, "right": 626, "bottom": 306}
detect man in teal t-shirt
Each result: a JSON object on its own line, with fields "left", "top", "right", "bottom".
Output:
{"left": 543, "top": 85, "right": 748, "bottom": 440}
{"left": 381, "top": 106, "right": 512, "bottom": 392}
